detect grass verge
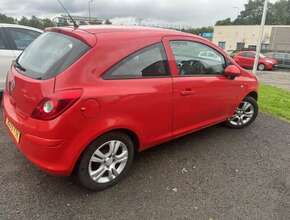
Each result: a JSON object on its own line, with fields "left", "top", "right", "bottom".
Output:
{"left": 259, "top": 84, "right": 290, "bottom": 122}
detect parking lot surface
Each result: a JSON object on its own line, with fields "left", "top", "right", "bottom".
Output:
{"left": 1, "top": 113, "right": 290, "bottom": 220}
{"left": 258, "top": 70, "right": 290, "bottom": 91}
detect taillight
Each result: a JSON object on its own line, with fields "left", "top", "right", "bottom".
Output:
{"left": 31, "top": 89, "right": 82, "bottom": 120}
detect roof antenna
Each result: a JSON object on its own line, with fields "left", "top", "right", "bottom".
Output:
{"left": 56, "top": 0, "right": 79, "bottom": 29}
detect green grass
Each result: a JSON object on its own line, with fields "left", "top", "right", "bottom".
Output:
{"left": 259, "top": 84, "right": 290, "bottom": 122}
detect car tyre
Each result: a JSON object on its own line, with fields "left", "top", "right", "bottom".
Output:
{"left": 258, "top": 63, "right": 265, "bottom": 71}
{"left": 225, "top": 96, "right": 258, "bottom": 129}
{"left": 76, "top": 132, "right": 135, "bottom": 191}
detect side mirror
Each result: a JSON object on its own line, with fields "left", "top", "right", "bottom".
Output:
{"left": 224, "top": 65, "right": 241, "bottom": 79}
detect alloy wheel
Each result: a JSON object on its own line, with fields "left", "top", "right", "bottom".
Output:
{"left": 88, "top": 140, "right": 129, "bottom": 183}
{"left": 228, "top": 101, "right": 255, "bottom": 126}
{"left": 258, "top": 64, "right": 265, "bottom": 71}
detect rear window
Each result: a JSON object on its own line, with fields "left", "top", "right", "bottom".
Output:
{"left": 17, "top": 32, "right": 90, "bottom": 80}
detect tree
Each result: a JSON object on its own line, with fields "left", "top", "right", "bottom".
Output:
{"left": 42, "top": 18, "right": 55, "bottom": 29}
{"left": 233, "top": 0, "right": 275, "bottom": 25}
{"left": 0, "top": 13, "right": 16, "bottom": 24}
{"left": 271, "top": 0, "right": 290, "bottom": 24}
{"left": 1, "top": 13, "right": 56, "bottom": 29}
{"left": 181, "top": 26, "right": 213, "bottom": 35}
{"left": 18, "top": 16, "right": 30, "bottom": 26}
{"left": 29, "top": 16, "right": 43, "bottom": 29}
{"left": 215, "top": 0, "right": 290, "bottom": 25}
{"left": 216, "top": 18, "right": 232, "bottom": 25}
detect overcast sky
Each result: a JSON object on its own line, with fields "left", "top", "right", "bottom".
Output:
{"left": 0, "top": 0, "right": 255, "bottom": 27}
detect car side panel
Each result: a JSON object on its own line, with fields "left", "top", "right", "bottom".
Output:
{"left": 53, "top": 36, "right": 174, "bottom": 172}
{"left": 0, "top": 28, "right": 16, "bottom": 90}
{"left": 162, "top": 36, "right": 247, "bottom": 137}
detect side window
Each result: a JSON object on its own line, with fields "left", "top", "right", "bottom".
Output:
{"left": 104, "top": 43, "right": 169, "bottom": 79}
{"left": 218, "top": 41, "right": 226, "bottom": 49}
{"left": 7, "top": 28, "right": 41, "bottom": 50}
{"left": 241, "top": 52, "right": 255, "bottom": 58}
{"left": 240, "top": 52, "right": 247, "bottom": 57}
{"left": 248, "top": 53, "right": 255, "bottom": 58}
{"left": 170, "top": 41, "right": 226, "bottom": 76}
{"left": 0, "top": 30, "right": 7, "bottom": 49}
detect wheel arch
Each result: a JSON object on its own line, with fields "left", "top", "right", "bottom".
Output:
{"left": 246, "top": 91, "right": 258, "bottom": 101}
{"left": 107, "top": 128, "right": 140, "bottom": 153}
{"left": 71, "top": 127, "right": 141, "bottom": 175}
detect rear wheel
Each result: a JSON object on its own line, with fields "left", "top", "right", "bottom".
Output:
{"left": 76, "top": 132, "right": 134, "bottom": 191}
{"left": 225, "top": 96, "right": 258, "bottom": 129}
{"left": 258, "top": 63, "right": 265, "bottom": 71}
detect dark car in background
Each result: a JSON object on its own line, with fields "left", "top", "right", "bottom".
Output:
{"left": 264, "top": 51, "right": 290, "bottom": 69}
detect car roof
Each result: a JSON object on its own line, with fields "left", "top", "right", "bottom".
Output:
{"left": 0, "top": 23, "right": 43, "bottom": 33}
{"left": 80, "top": 25, "right": 185, "bottom": 35}
{"left": 52, "top": 25, "right": 202, "bottom": 39}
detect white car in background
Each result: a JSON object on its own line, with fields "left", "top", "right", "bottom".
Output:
{"left": 0, "top": 24, "right": 42, "bottom": 92}
{"left": 198, "top": 51, "right": 223, "bottom": 62}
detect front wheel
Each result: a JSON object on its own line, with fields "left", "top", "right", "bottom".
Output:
{"left": 225, "top": 96, "right": 258, "bottom": 129}
{"left": 76, "top": 132, "right": 135, "bottom": 191}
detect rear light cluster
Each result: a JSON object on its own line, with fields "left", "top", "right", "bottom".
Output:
{"left": 31, "top": 89, "right": 82, "bottom": 120}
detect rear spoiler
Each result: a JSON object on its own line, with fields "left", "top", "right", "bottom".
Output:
{"left": 45, "top": 27, "right": 97, "bottom": 47}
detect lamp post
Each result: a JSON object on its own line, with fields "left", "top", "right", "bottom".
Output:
{"left": 88, "top": 0, "right": 93, "bottom": 23}
{"left": 252, "top": 0, "right": 269, "bottom": 75}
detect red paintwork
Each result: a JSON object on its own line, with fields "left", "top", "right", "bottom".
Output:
{"left": 233, "top": 51, "right": 278, "bottom": 70}
{"left": 224, "top": 65, "right": 241, "bottom": 78}
{"left": 2, "top": 26, "right": 258, "bottom": 176}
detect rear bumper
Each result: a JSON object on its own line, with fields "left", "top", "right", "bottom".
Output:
{"left": 2, "top": 92, "right": 76, "bottom": 176}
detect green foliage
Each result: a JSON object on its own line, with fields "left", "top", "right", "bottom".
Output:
{"left": 42, "top": 18, "right": 55, "bottom": 29}
{"left": 18, "top": 17, "right": 30, "bottom": 26}
{"left": 216, "top": 0, "right": 290, "bottom": 25}
{"left": 181, "top": 26, "right": 213, "bottom": 35}
{"left": 0, "top": 13, "right": 16, "bottom": 24}
{"left": 259, "top": 84, "right": 290, "bottom": 122}
{"left": 216, "top": 18, "right": 232, "bottom": 25}
{"left": 0, "top": 14, "right": 56, "bottom": 29}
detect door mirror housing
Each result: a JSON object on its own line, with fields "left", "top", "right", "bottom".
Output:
{"left": 224, "top": 65, "right": 241, "bottom": 79}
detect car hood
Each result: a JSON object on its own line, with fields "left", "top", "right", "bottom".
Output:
{"left": 262, "top": 58, "right": 278, "bottom": 64}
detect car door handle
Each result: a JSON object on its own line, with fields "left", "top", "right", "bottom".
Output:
{"left": 180, "top": 89, "right": 195, "bottom": 96}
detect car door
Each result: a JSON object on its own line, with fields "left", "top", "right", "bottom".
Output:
{"left": 162, "top": 36, "right": 242, "bottom": 136}
{"left": 246, "top": 52, "right": 255, "bottom": 67}
{"left": 4, "top": 27, "right": 41, "bottom": 57}
{"left": 102, "top": 43, "right": 173, "bottom": 148}
{"left": 241, "top": 52, "right": 255, "bottom": 68}
{"left": 0, "top": 28, "right": 14, "bottom": 90}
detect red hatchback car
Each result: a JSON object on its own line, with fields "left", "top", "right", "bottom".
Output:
{"left": 233, "top": 51, "right": 278, "bottom": 71}
{"left": 3, "top": 26, "right": 259, "bottom": 191}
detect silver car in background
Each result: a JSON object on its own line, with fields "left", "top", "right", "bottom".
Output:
{"left": 0, "top": 24, "right": 42, "bottom": 92}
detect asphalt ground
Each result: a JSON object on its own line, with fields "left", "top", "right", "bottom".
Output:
{"left": 0, "top": 113, "right": 290, "bottom": 220}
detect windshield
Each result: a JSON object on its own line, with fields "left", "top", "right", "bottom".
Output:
{"left": 17, "top": 32, "right": 90, "bottom": 80}
{"left": 260, "top": 53, "right": 266, "bottom": 58}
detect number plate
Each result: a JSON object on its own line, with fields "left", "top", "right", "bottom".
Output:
{"left": 5, "top": 118, "right": 21, "bottom": 143}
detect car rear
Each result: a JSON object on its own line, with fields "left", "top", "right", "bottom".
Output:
{"left": 2, "top": 29, "right": 94, "bottom": 175}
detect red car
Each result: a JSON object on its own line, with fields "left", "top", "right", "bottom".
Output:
{"left": 233, "top": 51, "right": 278, "bottom": 71}
{"left": 3, "top": 26, "right": 259, "bottom": 191}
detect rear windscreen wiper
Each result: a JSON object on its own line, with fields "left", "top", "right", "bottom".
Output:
{"left": 14, "top": 60, "right": 26, "bottom": 72}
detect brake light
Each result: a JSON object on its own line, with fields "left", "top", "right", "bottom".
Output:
{"left": 31, "top": 89, "right": 82, "bottom": 120}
